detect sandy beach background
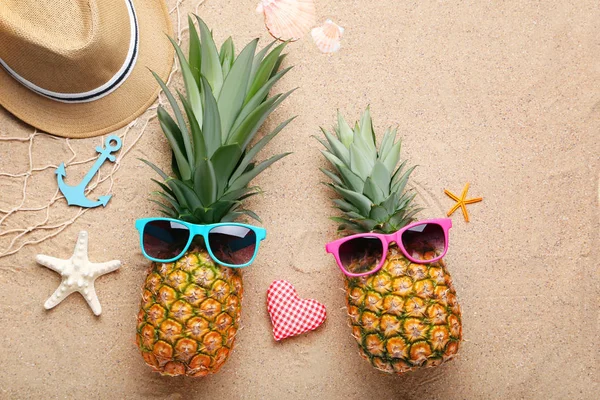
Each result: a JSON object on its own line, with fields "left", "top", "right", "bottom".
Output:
{"left": 0, "top": 0, "right": 598, "bottom": 399}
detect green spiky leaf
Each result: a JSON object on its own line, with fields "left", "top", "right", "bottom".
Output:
{"left": 168, "top": 37, "right": 203, "bottom": 130}
{"left": 210, "top": 144, "right": 242, "bottom": 196}
{"left": 359, "top": 107, "right": 376, "bottom": 153}
{"left": 195, "top": 15, "right": 224, "bottom": 95}
{"left": 228, "top": 153, "right": 290, "bottom": 192}
{"left": 219, "top": 37, "right": 235, "bottom": 77}
{"left": 349, "top": 143, "right": 373, "bottom": 181}
{"left": 333, "top": 199, "right": 359, "bottom": 213}
{"left": 193, "top": 158, "right": 217, "bottom": 206}
{"left": 363, "top": 177, "right": 385, "bottom": 204}
{"left": 178, "top": 91, "right": 206, "bottom": 162}
{"left": 337, "top": 111, "right": 354, "bottom": 148}
{"left": 167, "top": 178, "right": 203, "bottom": 211}
{"left": 140, "top": 159, "right": 169, "bottom": 180}
{"left": 246, "top": 42, "right": 286, "bottom": 103}
{"left": 320, "top": 168, "right": 342, "bottom": 186}
{"left": 200, "top": 76, "right": 222, "bottom": 157}
{"left": 370, "top": 161, "right": 391, "bottom": 197}
{"left": 149, "top": 199, "right": 178, "bottom": 218}
{"left": 233, "top": 67, "right": 292, "bottom": 133}
{"left": 218, "top": 39, "right": 257, "bottom": 138}
{"left": 228, "top": 89, "right": 296, "bottom": 151}
{"left": 337, "top": 165, "right": 364, "bottom": 193}
{"left": 230, "top": 117, "right": 295, "bottom": 183}
{"left": 156, "top": 106, "right": 191, "bottom": 181}
{"left": 188, "top": 16, "right": 202, "bottom": 86}
{"left": 151, "top": 178, "right": 175, "bottom": 198}
{"left": 322, "top": 127, "right": 349, "bottom": 165}
{"left": 247, "top": 41, "right": 275, "bottom": 91}
{"left": 330, "top": 185, "right": 372, "bottom": 216}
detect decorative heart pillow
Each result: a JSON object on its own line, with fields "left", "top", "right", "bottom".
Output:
{"left": 266, "top": 280, "right": 327, "bottom": 341}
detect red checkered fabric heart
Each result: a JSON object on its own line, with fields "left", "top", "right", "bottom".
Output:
{"left": 266, "top": 280, "right": 327, "bottom": 341}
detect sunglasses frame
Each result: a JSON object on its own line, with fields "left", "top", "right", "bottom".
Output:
{"left": 325, "top": 218, "right": 452, "bottom": 277}
{"left": 135, "top": 217, "right": 267, "bottom": 267}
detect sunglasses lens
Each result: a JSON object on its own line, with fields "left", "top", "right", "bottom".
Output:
{"left": 208, "top": 225, "right": 257, "bottom": 266}
{"left": 401, "top": 223, "right": 445, "bottom": 261}
{"left": 339, "top": 237, "right": 384, "bottom": 275}
{"left": 142, "top": 220, "right": 190, "bottom": 260}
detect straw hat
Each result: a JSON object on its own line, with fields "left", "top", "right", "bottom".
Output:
{"left": 0, "top": 0, "right": 174, "bottom": 138}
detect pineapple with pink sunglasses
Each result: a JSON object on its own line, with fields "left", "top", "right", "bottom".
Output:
{"left": 320, "top": 108, "right": 462, "bottom": 374}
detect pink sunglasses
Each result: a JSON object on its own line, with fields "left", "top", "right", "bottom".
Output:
{"left": 325, "top": 218, "right": 452, "bottom": 277}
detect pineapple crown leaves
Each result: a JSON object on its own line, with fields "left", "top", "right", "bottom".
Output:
{"left": 143, "top": 15, "right": 294, "bottom": 224}
{"left": 317, "top": 107, "right": 422, "bottom": 234}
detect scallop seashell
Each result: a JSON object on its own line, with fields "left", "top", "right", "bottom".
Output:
{"left": 256, "top": 0, "right": 316, "bottom": 41}
{"left": 311, "top": 19, "right": 344, "bottom": 54}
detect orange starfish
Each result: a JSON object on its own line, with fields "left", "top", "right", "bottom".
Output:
{"left": 444, "top": 183, "right": 482, "bottom": 222}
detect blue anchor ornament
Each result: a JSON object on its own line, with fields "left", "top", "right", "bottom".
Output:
{"left": 56, "top": 135, "right": 122, "bottom": 208}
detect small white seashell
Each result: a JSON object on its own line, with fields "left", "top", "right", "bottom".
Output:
{"left": 311, "top": 19, "right": 344, "bottom": 54}
{"left": 257, "top": 0, "right": 316, "bottom": 41}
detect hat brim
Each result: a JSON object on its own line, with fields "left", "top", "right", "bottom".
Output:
{"left": 0, "top": 0, "right": 174, "bottom": 139}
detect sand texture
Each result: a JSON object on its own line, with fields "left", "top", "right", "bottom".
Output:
{"left": 0, "top": 0, "right": 598, "bottom": 399}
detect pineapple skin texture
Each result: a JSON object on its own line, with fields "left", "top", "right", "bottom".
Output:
{"left": 345, "top": 246, "right": 462, "bottom": 374}
{"left": 136, "top": 247, "right": 242, "bottom": 377}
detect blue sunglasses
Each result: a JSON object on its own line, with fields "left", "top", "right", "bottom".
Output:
{"left": 135, "top": 218, "right": 266, "bottom": 268}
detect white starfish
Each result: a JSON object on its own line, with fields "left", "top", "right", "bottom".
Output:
{"left": 36, "top": 231, "right": 121, "bottom": 316}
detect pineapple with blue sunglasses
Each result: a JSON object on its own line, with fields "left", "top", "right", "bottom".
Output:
{"left": 135, "top": 17, "right": 293, "bottom": 377}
